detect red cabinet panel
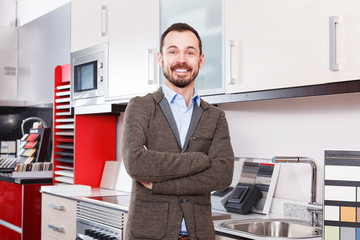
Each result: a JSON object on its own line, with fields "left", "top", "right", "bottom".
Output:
{"left": 0, "top": 181, "right": 22, "bottom": 227}
{"left": 22, "top": 184, "right": 44, "bottom": 240}
{"left": 74, "top": 115, "right": 117, "bottom": 187}
{"left": 0, "top": 224, "right": 21, "bottom": 240}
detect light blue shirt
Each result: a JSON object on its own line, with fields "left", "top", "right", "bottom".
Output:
{"left": 162, "top": 84, "right": 200, "bottom": 235}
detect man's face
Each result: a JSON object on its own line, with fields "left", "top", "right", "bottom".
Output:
{"left": 158, "top": 30, "right": 204, "bottom": 88}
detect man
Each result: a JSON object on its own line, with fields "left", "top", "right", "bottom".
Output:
{"left": 121, "top": 23, "right": 234, "bottom": 240}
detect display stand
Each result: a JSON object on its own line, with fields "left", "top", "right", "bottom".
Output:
{"left": 19, "top": 127, "right": 51, "bottom": 163}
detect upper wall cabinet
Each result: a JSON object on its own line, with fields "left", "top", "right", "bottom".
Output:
{"left": 323, "top": 0, "right": 360, "bottom": 83}
{"left": 0, "top": 26, "right": 17, "bottom": 101}
{"left": 71, "top": 0, "right": 109, "bottom": 52}
{"left": 71, "top": 0, "right": 159, "bottom": 102}
{"left": 224, "top": 0, "right": 326, "bottom": 94}
{"left": 159, "top": 0, "right": 224, "bottom": 96}
{"left": 224, "top": 0, "right": 360, "bottom": 94}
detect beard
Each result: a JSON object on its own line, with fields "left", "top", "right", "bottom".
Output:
{"left": 162, "top": 62, "right": 200, "bottom": 88}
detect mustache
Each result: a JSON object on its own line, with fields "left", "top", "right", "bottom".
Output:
{"left": 170, "top": 63, "right": 192, "bottom": 72}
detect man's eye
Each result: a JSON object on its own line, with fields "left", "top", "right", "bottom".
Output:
{"left": 169, "top": 51, "right": 176, "bottom": 54}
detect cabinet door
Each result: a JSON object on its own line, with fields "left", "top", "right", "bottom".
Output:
{"left": 106, "top": 0, "right": 159, "bottom": 101}
{"left": 324, "top": 1, "right": 360, "bottom": 83}
{"left": 71, "top": 0, "right": 109, "bottom": 52}
{"left": 0, "top": 26, "right": 17, "bottom": 101}
{"left": 159, "top": 0, "right": 223, "bottom": 96}
{"left": 224, "top": 0, "right": 326, "bottom": 93}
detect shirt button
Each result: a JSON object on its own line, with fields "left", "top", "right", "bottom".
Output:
{"left": 180, "top": 198, "right": 185, "bottom": 204}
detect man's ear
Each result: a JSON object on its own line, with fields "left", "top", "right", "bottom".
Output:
{"left": 157, "top": 52, "right": 163, "bottom": 67}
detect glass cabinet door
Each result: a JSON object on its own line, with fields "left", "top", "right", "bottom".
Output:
{"left": 159, "top": 0, "right": 224, "bottom": 95}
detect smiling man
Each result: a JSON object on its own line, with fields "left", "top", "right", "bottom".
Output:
{"left": 121, "top": 23, "right": 234, "bottom": 240}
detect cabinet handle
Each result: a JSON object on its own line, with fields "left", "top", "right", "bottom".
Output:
{"left": 48, "top": 202, "right": 64, "bottom": 210}
{"left": 48, "top": 224, "right": 64, "bottom": 232}
{"left": 226, "top": 40, "right": 236, "bottom": 84}
{"left": 329, "top": 16, "right": 339, "bottom": 71}
{"left": 100, "top": 5, "right": 107, "bottom": 37}
{"left": 147, "top": 48, "right": 157, "bottom": 85}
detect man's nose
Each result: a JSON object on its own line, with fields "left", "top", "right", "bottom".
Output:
{"left": 177, "top": 52, "right": 187, "bottom": 63}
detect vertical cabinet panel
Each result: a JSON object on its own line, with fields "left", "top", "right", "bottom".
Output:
{"left": 224, "top": 0, "right": 326, "bottom": 94}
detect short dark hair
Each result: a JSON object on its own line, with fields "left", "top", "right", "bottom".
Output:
{"left": 160, "top": 23, "right": 202, "bottom": 55}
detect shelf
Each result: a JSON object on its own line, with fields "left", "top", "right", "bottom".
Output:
{"left": 54, "top": 64, "right": 74, "bottom": 185}
{"left": 56, "top": 118, "right": 74, "bottom": 123}
{"left": 54, "top": 170, "right": 74, "bottom": 178}
{"left": 56, "top": 104, "right": 71, "bottom": 110}
{"left": 56, "top": 84, "right": 70, "bottom": 90}
{"left": 202, "top": 80, "right": 360, "bottom": 104}
{"left": 55, "top": 176, "right": 74, "bottom": 184}
{"left": 54, "top": 157, "right": 73, "bottom": 164}
{"left": 55, "top": 131, "right": 75, "bottom": 136}
{"left": 55, "top": 90, "right": 71, "bottom": 97}
{"left": 55, "top": 123, "right": 75, "bottom": 129}
{"left": 56, "top": 143, "right": 74, "bottom": 150}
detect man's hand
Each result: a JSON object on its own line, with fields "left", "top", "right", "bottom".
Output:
{"left": 137, "top": 179, "right": 153, "bottom": 190}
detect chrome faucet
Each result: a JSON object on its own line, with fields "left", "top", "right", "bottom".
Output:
{"left": 271, "top": 156, "right": 322, "bottom": 227}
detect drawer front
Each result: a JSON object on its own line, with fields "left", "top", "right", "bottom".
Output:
{"left": 41, "top": 214, "right": 76, "bottom": 239}
{"left": 42, "top": 233, "right": 61, "bottom": 240}
{"left": 42, "top": 194, "right": 77, "bottom": 219}
{"left": 41, "top": 194, "right": 77, "bottom": 239}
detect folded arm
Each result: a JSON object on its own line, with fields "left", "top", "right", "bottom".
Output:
{"left": 120, "top": 97, "right": 210, "bottom": 183}
{"left": 151, "top": 111, "right": 234, "bottom": 195}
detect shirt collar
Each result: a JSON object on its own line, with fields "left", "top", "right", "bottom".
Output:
{"left": 162, "top": 84, "right": 200, "bottom": 107}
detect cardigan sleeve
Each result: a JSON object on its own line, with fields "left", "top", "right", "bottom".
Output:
{"left": 151, "top": 111, "right": 235, "bottom": 195}
{"left": 120, "top": 96, "right": 211, "bottom": 183}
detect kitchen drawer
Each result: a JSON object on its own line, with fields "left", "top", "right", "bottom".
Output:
{"left": 42, "top": 193, "right": 76, "bottom": 219}
{"left": 41, "top": 213, "right": 76, "bottom": 240}
{"left": 41, "top": 194, "right": 76, "bottom": 240}
{"left": 41, "top": 233, "right": 60, "bottom": 240}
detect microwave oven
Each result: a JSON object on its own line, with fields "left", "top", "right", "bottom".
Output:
{"left": 71, "top": 42, "right": 108, "bottom": 106}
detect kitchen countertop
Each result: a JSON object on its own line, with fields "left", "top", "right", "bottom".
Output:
{"left": 0, "top": 172, "right": 52, "bottom": 184}
{"left": 41, "top": 185, "right": 322, "bottom": 240}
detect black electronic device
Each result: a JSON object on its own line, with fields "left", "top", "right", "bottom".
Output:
{"left": 212, "top": 186, "right": 234, "bottom": 197}
{"left": 224, "top": 183, "right": 263, "bottom": 214}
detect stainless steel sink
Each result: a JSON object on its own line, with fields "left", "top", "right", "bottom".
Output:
{"left": 220, "top": 219, "right": 322, "bottom": 238}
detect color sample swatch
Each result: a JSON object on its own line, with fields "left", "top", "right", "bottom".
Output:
{"left": 324, "top": 150, "right": 360, "bottom": 240}
{"left": 239, "top": 159, "right": 280, "bottom": 214}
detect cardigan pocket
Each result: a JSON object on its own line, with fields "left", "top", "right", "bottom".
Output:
{"left": 193, "top": 202, "right": 215, "bottom": 239}
{"left": 132, "top": 200, "right": 169, "bottom": 239}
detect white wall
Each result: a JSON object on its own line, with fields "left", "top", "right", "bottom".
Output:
{"left": 219, "top": 92, "right": 360, "bottom": 203}
{"left": 17, "top": 0, "right": 69, "bottom": 26}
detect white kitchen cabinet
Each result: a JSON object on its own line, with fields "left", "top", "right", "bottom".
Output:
{"left": 224, "top": 0, "right": 326, "bottom": 94}
{"left": 159, "top": 0, "right": 223, "bottom": 96}
{"left": 323, "top": 1, "right": 360, "bottom": 83}
{"left": 71, "top": 0, "right": 109, "bottom": 52}
{"left": 71, "top": 0, "right": 159, "bottom": 102}
{"left": 106, "top": 0, "right": 159, "bottom": 101}
{"left": 0, "top": 26, "right": 17, "bottom": 101}
{"left": 41, "top": 193, "right": 77, "bottom": 240}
